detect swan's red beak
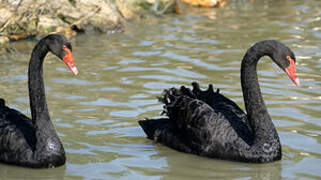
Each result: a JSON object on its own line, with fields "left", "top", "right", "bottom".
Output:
{"left": 63, "top": 45, "right": 78, "bottom": 75}
{"left": 285, "top": 56, "right": 299, "bottom": 86}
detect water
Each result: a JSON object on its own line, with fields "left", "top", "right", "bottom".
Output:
{"left": 0, "top": 0, "right": 320, "bottom": 179}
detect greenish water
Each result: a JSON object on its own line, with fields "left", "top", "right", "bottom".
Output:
{"left": 0, "top": 0, "right": 320, "bottom": 179}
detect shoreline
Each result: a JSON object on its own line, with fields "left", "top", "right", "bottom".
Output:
{"left": 0, "top": 0, "right": 226, "bottom": 53}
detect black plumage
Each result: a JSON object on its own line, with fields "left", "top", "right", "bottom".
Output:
{"left": 139, "top": 40, "right": 298, "bottom": 163}
{"left": 0, "top": 34, "right": 77, "bottom": 168}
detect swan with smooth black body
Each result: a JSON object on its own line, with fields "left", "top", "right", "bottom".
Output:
{"left": 0, "top": 34, "right": 78, "bottom": 168}
{"left": 139, "top": 40, "right": 299, "bottom": 163}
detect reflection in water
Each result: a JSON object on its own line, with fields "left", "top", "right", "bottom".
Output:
{"left": 156, "top": 147, "right": 282, "bottom": 180}
{"left": 0, "top": 0, "right": 320, "bottom": 179}
{"left": 0, "top": 164, "right": 66, "bottom": 180}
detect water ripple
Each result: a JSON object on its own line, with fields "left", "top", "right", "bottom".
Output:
{"left": 0, "top": 1, "right": 320, "bottom": 179}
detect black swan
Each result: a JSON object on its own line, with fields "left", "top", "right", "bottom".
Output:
{"left": 139, "top": 40, "right": 299, "bottom": 163}
{"left": 0, "top": 34, "right": 78, "bottom": 168}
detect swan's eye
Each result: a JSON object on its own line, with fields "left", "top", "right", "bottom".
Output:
{"left": 65, "top": 43, "right": 72, "bottom": 51}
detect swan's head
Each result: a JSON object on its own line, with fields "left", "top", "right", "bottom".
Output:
{"left": 270, "top": 41, "right": 299, "bottom": 86}
{"left": 45, "top": 34, "right": 78, "bottom": 75}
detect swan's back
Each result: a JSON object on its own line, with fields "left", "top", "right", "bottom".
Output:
{"left": 139, "top": 82, "right": 254, "bottom": 160}
{"left": 0, "top": 99, "right": 37, "bottom": 166}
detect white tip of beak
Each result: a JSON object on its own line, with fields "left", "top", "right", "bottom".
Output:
{"left": 71, "top": 66, "right": 78, "bottom": 75}
{"left": 294, "top": 78, "right": 300, "bottom": 86}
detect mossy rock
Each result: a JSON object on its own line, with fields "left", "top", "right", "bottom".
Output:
{"left": 38, "top": 15, "right": 66, "bottom": 35}
{"left": 0, "top": 36, "right": 10, "bottom": 54}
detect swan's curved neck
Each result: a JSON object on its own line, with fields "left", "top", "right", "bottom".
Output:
{"left": 27, "top": 38, "right": 65, "bottom": 163}
{"left": 240, "top": 43, "right": 277, "bottom": 140}
{"left": 29, "top": 42, "right": 50, "bottom": 126}
{"left": 28, "top": 41, "right": 61, "bottom": 147}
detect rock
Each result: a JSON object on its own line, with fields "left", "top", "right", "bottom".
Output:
{"left": 55, "top": 0, "right": 124, "bottom": 33}
{"left": 0, "top": 8, "right": 13, "bottom": 28}
{"left": 133, "top": 0, "right": 176, "bottom": 15}
{"left": 38, "top": 15, "right": 66, "bottom": 35}
{"left": 152, "top": 0, "right": 176, "bottom": 15}
{"left": 0, "top": 0, "right": 228, "bottom": 51}
{"left": 180, "top": 0, "right": 226, "bottom": 7}
{"left": 0, "top": 36, "right": 9, "bottom": 54}
{"left": 116, "top": 0, "right": 140, "bottom": 20}
{"left": 174, "top": 0, "right": 225, "bottom": 16}
{"left": 0, "top": 0, "right": 129, "bottom": 37}
{"left": 0, "top": 36, "right": 9, "bottom": 46}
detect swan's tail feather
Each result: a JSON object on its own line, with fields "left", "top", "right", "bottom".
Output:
{"left": 139, "top": 82, "right": 223, "bottom": 153}
{"left": 191, "top": 82, "right": 220, "bottom": 98}
{"left": 138, "top": 118, "right": 170, "bottom": 140}
{"left": 138, "top": 118, "right": 193, "bottom": 153}
{"left": 158, "top": 82, "right": 220, "bottom": 119}
{"left": 158, "top": 88, "right": 188, "bottom": 121}
{"left": 192, "top": 81, "right": 200, "bottom": 91}
{"left": 0, "top": 98, "right": 5, "bottom": 107}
